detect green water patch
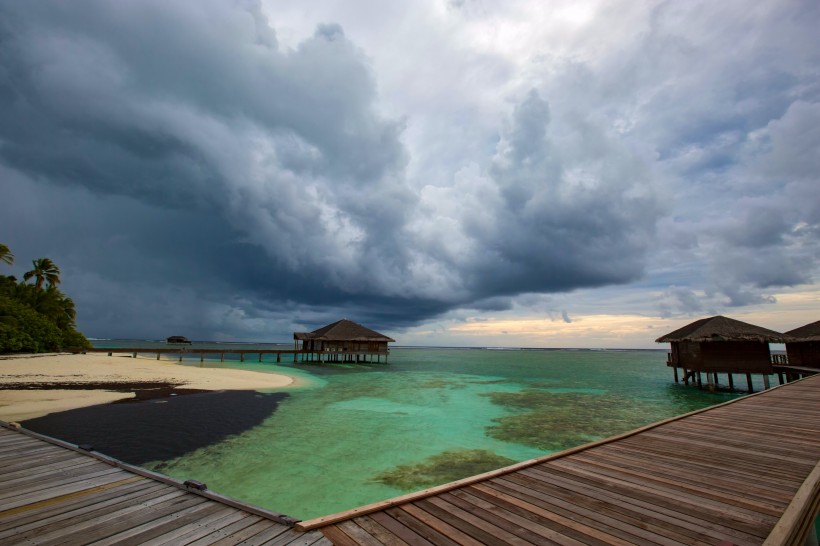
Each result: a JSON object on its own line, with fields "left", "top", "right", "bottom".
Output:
{"left": 484, "top": 389, "right": 672, "bottom": 451}
{"left": 373, "top": 449, "right": 516, "bottom": 490}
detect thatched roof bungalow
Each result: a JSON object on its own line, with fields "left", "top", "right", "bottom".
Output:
{"left": 294, "top": 319, "right": 395, "bottom": 363}
{"left": 784, "top": 320, "right": 820, "bottom": 369}
{"left": 656, "top": 315, "right": 788, "bottom": 374}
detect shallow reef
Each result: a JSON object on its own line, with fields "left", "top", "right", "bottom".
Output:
{"left": 484, "top": 390, "right": 658, "bottom": 451}
{"left": 373, "top": 448, "right": 516, "bottom": 490}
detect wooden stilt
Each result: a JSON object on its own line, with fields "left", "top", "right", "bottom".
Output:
{"left": 200, "top": 352, "right": 204, "bottom": 363}
{"left": 673, "top": 367, "right": 679, "bottom": 383}
{"left": 696, "top": 372, "right": 702, "bottom": 389}
{"left": 763, "top": 374, "right": 770, "bottom": 390}
{"left": 240, "top": 353, "right": 244, "bottom": 362}
{"left": 277, "top": 353, "right": 281, "bottom": 363}
{"left": 221, "top": 352, "right": 224, "bottom": 362}
{"left": 683, "top": 369, "right": 690, "bottom": 385}
{"left": 713, "top": 373, "right": 719, "bottom": 387}
{"left": 777, "top": 372, "right": 784, "bottom": 385}
{"left": 728, "top": 374, "right": 734, "bottom": 389}
{"left": 157, "top": 353, "right": 161, "bottom": 360}
{"left": 746, "top": 373, "right": 753, "bottom": 392}
{"left": 259, "top": 353, "right": 263, "bottom": 363}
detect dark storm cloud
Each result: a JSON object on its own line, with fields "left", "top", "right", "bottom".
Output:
{"left": 3, "top": 0, "right": 817, "bottom": 340}
{"left": 0, "top": 0, "right": 665, "bottom": 340}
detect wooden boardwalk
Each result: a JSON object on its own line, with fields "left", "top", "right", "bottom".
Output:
{"left": 0, "top": 423, "right": 330, "bottom": 546}
{"left": 299, "top": 375, "right": 820, "bottom": 546}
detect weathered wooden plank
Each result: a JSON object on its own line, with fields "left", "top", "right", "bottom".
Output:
{"left": 426, "top": 494, "right": 540, "bottom": 546}
{"left": 558, "top": 455, "right": 788, "bottom": 515}
{"left": 541, "top": 460, "right": 778, "bottom": 535}
{"left": 204, "top": 518, "right": 287, "bottom": 546}
{"left": 0, "top": 469, "right": 136, "bottom": 512}
{"left": 763, "top": 461, "right": 820, "bottom": 546}
{"left": 524, "top": 465, "right": 772, "bottom": 540}
{"left": 28, "top": 490, "right": 194, "bottom": 545}
{"left": 86, "top": 500, "right": 228, "bottom": 546}
{"left": 367, "top": 511, "right": 436, "bottom": 546}
{"left": 322, "top": 522, "right": 366, "bottom": 546}
{"left": 449, "top": 488, "right": 603, "bottom": 546}
{"left": 0, "top": 480, "right": 163, "bottom": 540}
{"left": 474, "top": 478, "right": 697, "bottom": 546}
{"left": 354, "top": 515, "right": 412, "bottom": 546}
{"left": 508, "top": 469, "right": 765, "bottom": 545}
{"left": 576, "top": 449, "right": 795, "bottom": 504}
{"left": 336, "top": 520, "right": 391, "bottom": 546}
{"left": 397, "top": 503, "right": 487, "bottom": 546}
{"left": 490, "top": 475, "right": 711, "bottom": 546}
{"left": 142, "top": 511, "right": 255, "bottom": 546}
{"left": 383, "top": 507, "right": 462, "bottom": 546}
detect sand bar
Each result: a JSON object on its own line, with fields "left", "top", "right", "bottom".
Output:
{"left": 0, "top": 352, "right": 296, "bottom": 421}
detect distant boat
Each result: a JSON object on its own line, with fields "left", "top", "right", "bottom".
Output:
{"left": 166, "top": 336, "right": 192, "bottom": 344}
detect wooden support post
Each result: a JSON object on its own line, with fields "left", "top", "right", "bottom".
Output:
{"left": 713, "top": 373, "right": 719, "bottom": 387}
{"left": 683, "top": 369, "right": 689, "bottom": 385}
{"left": 277, "top": 353, "right": 281, "bottom": 363}
{"left": 157, "top": 353, "right": 161, "bottom": 360}
{"left": 221, "top": 352, "right": 224, "bottom": 362}
{"left": 673, "top": 367, "right": 679, "bottom": 383}
{"left": 200, "top": 352, "right": 204, "bottom": 363}
{"left": 240, "top": 353, "right": 245, "bottom": 362}
{"left": 259, "top": 353, "right": 263, "bottom": 363}
{"left": 762, "top": 374, "right": 770, "bottom": 390}
{"left": 727, "top": 374, "right": 734, "bottom": 389}
{"left": 696, "top": 372, "right": 702, "bottom": 389}
{"left": 746, "top": 373, "right": 753, "bottom": 392}
{"left": 777, "top": 371, "right": 784, "bottom": 385}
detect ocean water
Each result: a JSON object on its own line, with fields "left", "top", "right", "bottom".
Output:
{"left": 92, "top": 342, "right": 743, "bottom": 520}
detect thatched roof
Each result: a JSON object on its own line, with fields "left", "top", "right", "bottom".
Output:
{"left": 785, "top": 320, "right": 820, "bottom": 342}
{"left": 655, "top": 315, "right": 789, "bottom": 343}
{"left": 294, "top": 319, "right": 395, "bottom": 342}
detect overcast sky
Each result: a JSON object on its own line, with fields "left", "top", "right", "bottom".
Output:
{"left": 2, "top": 0, "right": 818, "bottom": 347}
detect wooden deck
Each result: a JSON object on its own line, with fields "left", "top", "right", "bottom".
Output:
{"left": 0, "top": 422, "right": 330, "bottom": 546}
{"left": 299, "top": 375, "right": 820, "bottom": 546}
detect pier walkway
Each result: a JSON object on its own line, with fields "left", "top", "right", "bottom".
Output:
{"left": 299, "top": 375, "right": 820, "bottom": 545}
{"left": 0, "top": 422, "right": 330, "bottom": 545}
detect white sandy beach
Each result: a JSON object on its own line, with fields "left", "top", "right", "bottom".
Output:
{"left": 0, "top": 353, "right": 296, "bottom": 421}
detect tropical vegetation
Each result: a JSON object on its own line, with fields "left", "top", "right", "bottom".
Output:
{"left": 0, "top": 245, "right": 91, "bottom": 353}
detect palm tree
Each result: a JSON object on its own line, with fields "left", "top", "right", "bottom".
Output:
{"left": 0, "top": 244, "right": 13, "bottom": 266}
{"left": 23, "top": 258, "right": 61, "bottom": 290}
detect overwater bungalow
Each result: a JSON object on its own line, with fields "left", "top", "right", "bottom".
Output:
{"left": 656, "top": 315, "right": 789, "bottom": 390}
{"left": 784, "top": 320, "right": 820, "bottom": 370}
{"left": 293, "top": 319, "right": 395, "bottom": 363}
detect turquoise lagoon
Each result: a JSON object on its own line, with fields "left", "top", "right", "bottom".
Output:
{"left": 92, "top": 342, "right": 742, "bottom": 520}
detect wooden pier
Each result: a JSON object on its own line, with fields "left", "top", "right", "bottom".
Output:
{"left": 299, "top": 375, "right": 820, "bottom": 545}
{"left": 80, "top": 346, "right": 389, "bottom": 364}
{"left": 0, "top": 421, "right": 330, "bottom": 545}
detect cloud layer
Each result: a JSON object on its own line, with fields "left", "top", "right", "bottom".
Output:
{"left": 1, "top": 0, "right": 818, "bottom": 341}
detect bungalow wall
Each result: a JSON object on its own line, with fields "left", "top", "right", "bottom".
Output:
{"left": 786, "top": 341, "right": 820, "bottom": 369}
{"left": 670, "top": 341, "right": 773, "bottom": 373}
{"left": 297, "top": 339, "right": 389, "bottom": 354}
